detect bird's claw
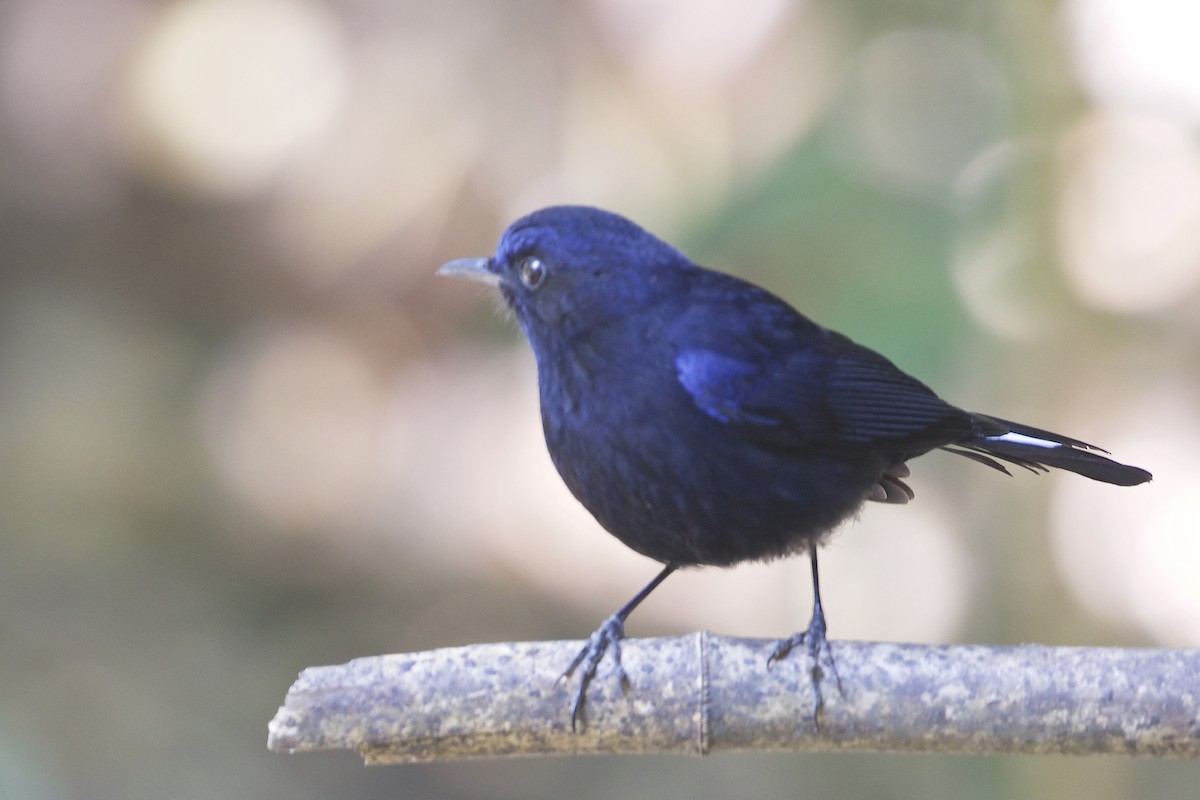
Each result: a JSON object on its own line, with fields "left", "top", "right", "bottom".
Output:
{"left": 561, "top": 614, "right": 628, "bottom": 732}
{"left": 767, "top": 613, "right": 843, "bottom": 728}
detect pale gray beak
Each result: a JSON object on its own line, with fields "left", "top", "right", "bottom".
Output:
{"left": 437, "top": 257, "right": 501, "bottom": 286}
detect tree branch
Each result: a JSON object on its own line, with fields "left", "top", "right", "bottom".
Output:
{"left": 267, "top": 635, "right": 1200, "bottom": 763}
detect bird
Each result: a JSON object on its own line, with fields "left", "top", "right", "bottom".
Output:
{"left": 438, "top": 204, "right": 1152, "bottom": 731}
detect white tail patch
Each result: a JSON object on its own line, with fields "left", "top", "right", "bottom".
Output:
{"left": 987, "top": 431, "right": 1062, "bottom": 449}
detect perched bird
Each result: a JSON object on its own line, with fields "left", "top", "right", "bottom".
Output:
{"left": 438, "top": 205, "right": 1152, "bottom": 730}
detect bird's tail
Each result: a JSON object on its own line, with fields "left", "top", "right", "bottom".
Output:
{"left": 943, "top": 414, "right": 1152, "bottom": 487}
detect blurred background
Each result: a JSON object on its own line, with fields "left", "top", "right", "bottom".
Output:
{"left": 2, "top": 0, "right": 1198, "bottom": 797}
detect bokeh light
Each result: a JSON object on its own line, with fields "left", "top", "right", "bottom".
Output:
{"left": 951, "top": 141, "right": 1057, "bottom": 341}
{"left": 1056, "top": 111, "right": 1200, "bottom": 313}
{"left": 1051, "top": 391, "right": 1200, "bottom": 645}
{"left": 831, "top": 28, "right": 1010, "bottom": 193}
{"left": 268, "top": 34, "right": 483, "bottom": 287}
{"left": 1066, "top": 0, "right": 1200, "bottom": 122}
{"left": 590, "top": 0, "right": 790, "bottom": 86}
{"left": 200, "top": 322, "right": 386, "bottom": 535}
{"left": 122, "top": 0, "right": 347, "bottom": 196}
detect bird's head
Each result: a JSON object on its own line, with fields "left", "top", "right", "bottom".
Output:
{"left": 438, "top": 205, "right": 693, "bottom": 347}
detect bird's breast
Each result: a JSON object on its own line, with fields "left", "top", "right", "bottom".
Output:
{"left": 533, "top": 348, "right": 865, "bottom": 566}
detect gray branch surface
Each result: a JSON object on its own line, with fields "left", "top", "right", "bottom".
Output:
{"left": 267, "top": 635, "right": 1200, "bottom": 763}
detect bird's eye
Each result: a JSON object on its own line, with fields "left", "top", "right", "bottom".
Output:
{"left": 518, "top": 256, "right": 547, "bottom": 290}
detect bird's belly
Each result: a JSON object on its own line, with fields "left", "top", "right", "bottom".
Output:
{"left": 544, "top": 413, "right": 872, "bottom": 567}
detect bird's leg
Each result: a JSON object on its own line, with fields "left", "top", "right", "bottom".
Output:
{"left": 768, "top": 548, "right": 843, "bottom": 726}
{"left": 562, "top": 562, "right": 678, "bottom": 732}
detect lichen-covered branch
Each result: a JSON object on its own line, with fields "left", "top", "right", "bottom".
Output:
{"left": 267, "top": 635, "right": 1200, "bottom": 763}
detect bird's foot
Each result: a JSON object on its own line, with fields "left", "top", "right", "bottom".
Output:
{"left": 767, "top": 611, "right": 843, "bottom": 727}
{"left": 560, "top": 614, "right": 629, "bottom": 732}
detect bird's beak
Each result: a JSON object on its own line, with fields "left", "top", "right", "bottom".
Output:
{"left": 437, "top": 257, "right": 501, "bottom": 287}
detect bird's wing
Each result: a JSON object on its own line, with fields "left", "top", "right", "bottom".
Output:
{"left": 819, "top": 332, "right": 979, "bottom": 447}
{"left": 674, "top": 346, "right": 821, "bottom": 433}
{"left": 674, "top": 330, "right": 976, "bottom": 453}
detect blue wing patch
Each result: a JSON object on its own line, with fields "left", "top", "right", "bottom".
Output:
{"left": 675, "top": 349, "right": 781, "bottom": 427}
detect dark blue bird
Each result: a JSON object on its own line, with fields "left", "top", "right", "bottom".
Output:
{"left": 439, "top": 205, "right": 1152, "bottom": 730}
